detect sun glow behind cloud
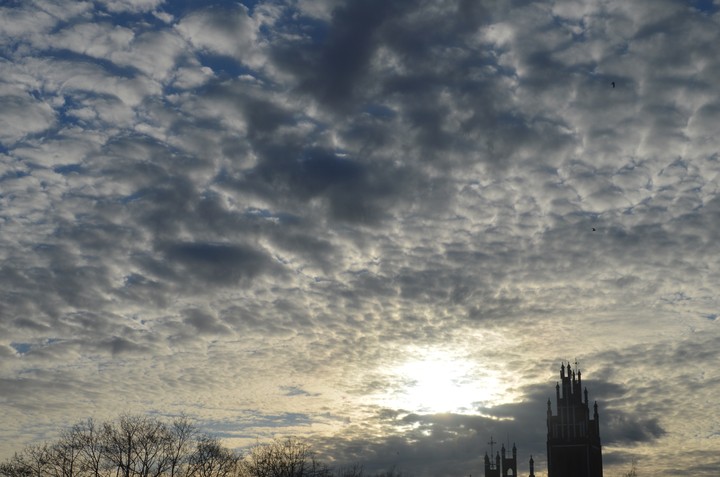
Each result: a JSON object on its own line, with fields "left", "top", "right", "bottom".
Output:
{"left": 374, "top": 348, "right": 517, "bottom": 415}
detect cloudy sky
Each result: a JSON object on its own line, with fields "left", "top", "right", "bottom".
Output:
{"left": 2, "top": 0, "right": 720, "bottom": 475}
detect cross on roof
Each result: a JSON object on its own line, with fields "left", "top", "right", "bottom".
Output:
{"left": 488, "top": 436, "right": 497, "bottom": 457}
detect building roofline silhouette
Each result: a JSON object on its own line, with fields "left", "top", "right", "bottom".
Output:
{"left": 481, "top": 362, "right": 603, "bottom": 477}
{"left": 546, "top": 362, "right": 603, "bottom": 477}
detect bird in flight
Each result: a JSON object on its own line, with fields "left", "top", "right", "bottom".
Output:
{"left": 611, "top": 81, "right": 615, "bottom": 88}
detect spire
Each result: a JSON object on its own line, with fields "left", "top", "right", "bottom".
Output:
{"left": 529, "top": 455, "right": 535, "bottom": 477}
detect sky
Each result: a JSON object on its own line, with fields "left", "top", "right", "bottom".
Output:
{"left": 1, "top": 0, "right": 720, "bottom": 475}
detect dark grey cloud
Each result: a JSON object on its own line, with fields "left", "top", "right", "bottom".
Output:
{"left": 272, "top": 0, "right": 399, "bottom": 109}
{"left": 603, "top": 411, "right": 665, "bottom": 445}
{"left": 161, "top": 241, "right": 272, "bottom": 286}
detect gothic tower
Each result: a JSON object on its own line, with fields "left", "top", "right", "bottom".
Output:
{"left": 484, "top": 437, "right": 501, "bottom": 477}
{"left": 501, "top": 443, "right": 517, "bottom": 477}
{"left": 484, "top": 451, "right": 500, "bottom": 477}
{"left": 484, "top": 439, "right": 518, "bottom": 477}
{"left": 546, "top": 362, "right": 603, "bottom": 477}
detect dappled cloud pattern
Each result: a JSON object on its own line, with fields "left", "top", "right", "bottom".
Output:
{"left": 1, "top": 1, "right": 720, "bottom": 476}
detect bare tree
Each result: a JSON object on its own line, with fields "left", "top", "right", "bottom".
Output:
{"left": 135, "top": 418, "right": 173, "bottom": 477}
{"left": 75, "top": 419, "right": 106, "bottom": 477}
{"left": 186, "top": 435, "right": 240, "bottom": 477}
{"left": 102, "top": 414, "right": 143, "bottom": 477}
{"left": 2, "top": 444, "right": 52, "bottom": 477}
{"left": 101, "top": 414, "right": 178, "bottom": 477}
{"left": 334, "top": 464, "right": 364, "bottom": 477}
{"left": 621, "top": 458, "right": 638, "bottom": 477}
{"left": 243, "top": 438, "right": 331, "bottom": 477}
{"left": 46, "top": 425, "right": 85, "bottom": 477}
{"left": 0, "top": 452, "right": 34, "bottom": 477}
{"left": 165, "top": 416, "right": 197, "bottom": 477}
{"left": 0, "top": 416, "right": 347, "bottom": 477}
{"left": 0, "top": 463, "right": 32, "bottom": 477}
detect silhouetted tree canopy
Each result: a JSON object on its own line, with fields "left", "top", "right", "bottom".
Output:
{"left": 0, "top": 414, "right": 238, "bottom": 477}
{"left": 0, "top": 415, "right": 407, "bottom": 477}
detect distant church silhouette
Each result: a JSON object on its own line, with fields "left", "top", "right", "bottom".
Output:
{"left": 483, "top": 439, "right": 518, "bottom": 477}
{"left": 483, "top": 362, "right": 603, "bottom": 477}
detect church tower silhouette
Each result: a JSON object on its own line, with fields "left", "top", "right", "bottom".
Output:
{"left": 546, "top": 362, "right": 603, "bottom": 477}
{"left": 483, "top": 439, "right": 518, "bottom": 477}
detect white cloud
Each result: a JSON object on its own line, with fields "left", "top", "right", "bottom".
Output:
{"left": 49, "top": 23, "right": 187, "bottom": 82}
{"left": 0, "top": 1, "right": 94, "bottom": 54}
{"left": 0, "top": 85, "right": 55, "bottom": 145}
{"left": 170, "top": 64, "right": 215, "bottom": 89}
{"left": 175, "top": 5, "right": 262, "bottom": 66}
{"left": 0, "top": 6, "right": 56, "bottom": 41}
{"left": 97, "top": 0, "right": 164, "bottom": 14}
{"left": 50, "top": 22, "right": 135, "bottom": 58}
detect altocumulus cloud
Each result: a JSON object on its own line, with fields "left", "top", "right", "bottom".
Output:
{"left": 1, "top": 1, "right": 720, "bottom": 476}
